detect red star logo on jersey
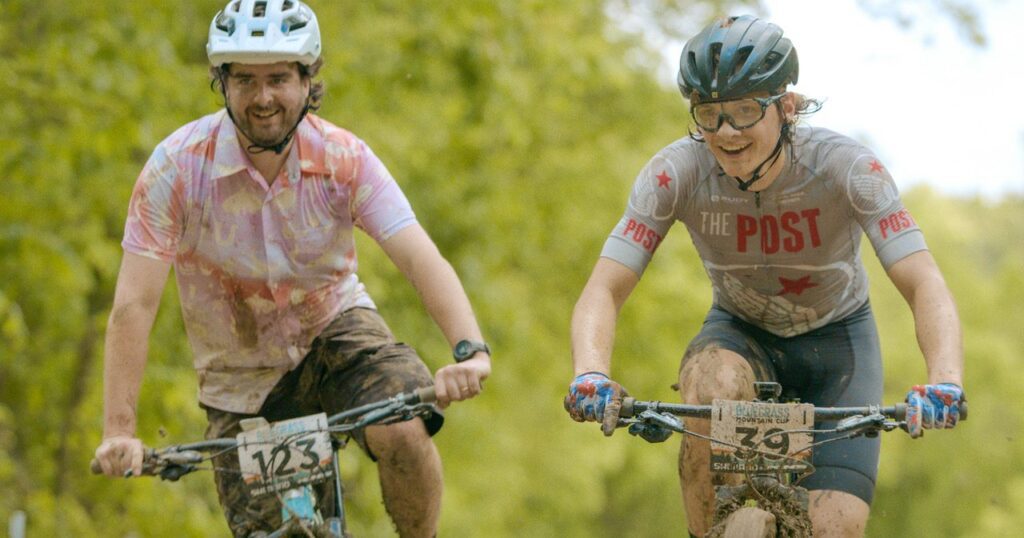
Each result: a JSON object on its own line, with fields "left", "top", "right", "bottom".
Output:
{"left": 777, "top": 275, "right": 818, "bottom": 296}
{"left": 869, "top": 160, "right": 884, "bottom": 173}
{"left": 656, "top": 171, "right": 672, "bottom": 188}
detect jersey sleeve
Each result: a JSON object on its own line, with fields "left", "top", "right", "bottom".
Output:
{"left": 121, "top": 144, "right": 186, "bottom": 262}
{"left": 600, "top": 147, "right": 687, "bottom": 276}
{"left": 834, "top": 146, "right": 928, "bottom": 269}
{"left": 349, "top": 140, "right": 417, "bottom": 242}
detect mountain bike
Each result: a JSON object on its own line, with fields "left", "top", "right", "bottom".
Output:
{"left": 91, "top": 387, "right": 437, "bottom": 537}
{"left": 617, "top": 381, "right": 966, "bottom": 538}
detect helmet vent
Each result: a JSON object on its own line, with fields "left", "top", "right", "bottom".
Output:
{"left": 759, "top": 51, "right": 782, "bottom": 75}
{"left": 214, "top": 12, "right": 235, "bottom": 35}
{"left": 283, "top": 16, "right": 308, "bottom": 32}
{"left": 734, "top": 47, "right": 752, "bottom": 70}
{"left": 253, "top": 1, "right": 267, "bottom": 17}
{"left": 251, "top": 29, "right": 265, "bottom": 37}
{"left": 709, "top": 43, "right": 722, "bottom": 86}
{"left": 283, "top": 0, "right": 295, "bottom": 10}
{"left": 229, "top": 0, "right": 241, "bottom": 12}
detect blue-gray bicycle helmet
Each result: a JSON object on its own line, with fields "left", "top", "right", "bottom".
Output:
{"left": 678, "top": 15, "right": 798, "bottom": 102}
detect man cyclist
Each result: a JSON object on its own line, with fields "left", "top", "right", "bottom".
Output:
{"left": 92, "top": 1, "right": 491, "bottom": 536}
{"left": 564, "top": 15, "right": 964, "bottom": 538}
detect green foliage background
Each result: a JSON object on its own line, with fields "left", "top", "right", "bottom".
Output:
{"left": 1, "top": 0, "right": 1021, "bottom": 536}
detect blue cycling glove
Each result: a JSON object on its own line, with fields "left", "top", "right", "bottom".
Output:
{"left": 564, "top": 372, "right": 628, "bottom": 436}
{"left": 905, "top": 383, "right": 964, "bottom": 438}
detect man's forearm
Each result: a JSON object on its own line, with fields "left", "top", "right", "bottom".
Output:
{"left": 102, "top": 304, "right": 155, "bottom": 438}
{"left": 415, "top": 259, "right": 484, "bottom": 345}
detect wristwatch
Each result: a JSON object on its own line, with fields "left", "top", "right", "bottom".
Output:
{"left": 453, "top": 340, "right": 490, "bottom": 363}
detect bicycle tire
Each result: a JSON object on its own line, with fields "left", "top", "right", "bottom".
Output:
{"left": 712, "top": 506, "right": 777, "bottom": 538}
{"left": 708, "top": 477, "right": 811, "bottom": 536}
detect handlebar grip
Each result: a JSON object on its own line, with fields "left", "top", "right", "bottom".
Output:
{"left": 415, "top": 386, "right": 437, "bottom": 404}
{"left": 893, "top": 402, "right": 907, "bottom": 422}
{"left": 960, "top": 400, "right": 968, "bottom": 421}
{"left": 90, "top": 457, "right": 141, "bottom": 477}
{"left": 620, "top": 397, "right": 636, "bottom": 418}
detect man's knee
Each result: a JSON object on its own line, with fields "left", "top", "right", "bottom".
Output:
{"left": 365, "top": 419, "right": 434, "bottom": 465}
{"left": 678, "top": 346, "right": 758, "bottom": 404}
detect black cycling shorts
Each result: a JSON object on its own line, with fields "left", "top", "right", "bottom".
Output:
{"left": 681, "top": 301, "right": 883, "bottom": 505}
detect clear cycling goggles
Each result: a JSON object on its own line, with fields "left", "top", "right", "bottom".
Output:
{"left": 690, "top": 94, "right": 785, "bottom": 132}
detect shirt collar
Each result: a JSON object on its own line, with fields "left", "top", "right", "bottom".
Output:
{"left": 293, "top": 114, "right": 330, "bottom": 176}
{"left": 211, "top": 110, "right": 249, "bottom": 180}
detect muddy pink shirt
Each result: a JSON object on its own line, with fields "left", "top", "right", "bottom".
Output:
{"left": 122, "top": 110, "right": 416, "bottom": 413}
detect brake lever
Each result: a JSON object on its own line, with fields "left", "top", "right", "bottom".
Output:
{"left": 835, "top": 413, "right": 885, "bottom": 434}
{"left": 638, "top": 410, "right": 685, "bottom": 433}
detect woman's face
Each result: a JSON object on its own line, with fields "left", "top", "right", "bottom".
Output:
{"left": 696, "top": 92, "right": 795, "bottom": 182}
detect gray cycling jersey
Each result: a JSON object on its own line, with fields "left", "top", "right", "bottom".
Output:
{"left": 602, "top": 125, "right": 927, "bottom": 337}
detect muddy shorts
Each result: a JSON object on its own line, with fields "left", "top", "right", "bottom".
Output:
{"left": 202, "top": 307, "right": 442, "bottom": 537}
{"left": 681, "top": 301, "right": 883, "bottom": 505}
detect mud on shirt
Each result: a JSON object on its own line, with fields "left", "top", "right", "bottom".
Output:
{"left": 601, "top": 126, "right": 927, "bottom": 337}
{"left": 122, "top": 110, "right": 417, "bottom": 413}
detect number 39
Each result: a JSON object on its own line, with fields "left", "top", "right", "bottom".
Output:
{"left": 736, "top": 426, "right": 790, "bottom": 454}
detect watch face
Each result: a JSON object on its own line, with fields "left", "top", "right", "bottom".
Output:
{"left": 454, "top": 340, "right": 487, "bottom": 361}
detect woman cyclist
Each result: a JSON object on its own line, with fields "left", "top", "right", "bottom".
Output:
{"left": 564, "top": 15, "right": 965, "bottom": 538}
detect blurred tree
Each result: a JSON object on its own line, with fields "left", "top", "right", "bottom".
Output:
{"left": 857, "top": 0, "right": 989, "bottom": 46}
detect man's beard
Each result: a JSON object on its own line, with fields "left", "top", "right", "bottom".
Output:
{"left": 236, "top": 106, "right": 301, "bottom": 148}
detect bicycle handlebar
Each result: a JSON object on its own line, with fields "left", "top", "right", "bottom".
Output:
{"left": 620, "top": 397, "right": 909, "bottom": 422}
{"left": 90, "top": 387, "right": 436, "bottom": 476}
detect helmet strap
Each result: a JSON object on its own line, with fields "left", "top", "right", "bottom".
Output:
{"left": 732, "top": 122, "right": 789, "bottom": 192}
{"left": 220, "top": 75, "right": 312, "bottom": 156}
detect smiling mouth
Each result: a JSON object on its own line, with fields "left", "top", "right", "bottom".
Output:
{"left": 718, "top": 143, "right": 751, "bottom": 156}
{"left": 251, "top": 110, "right": 279, "bottom": 121}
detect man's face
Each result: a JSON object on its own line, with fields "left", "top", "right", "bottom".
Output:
{"left": 224, "top": 62, "right": 310, "bottom": 149}
{"left": 697, "top": 93, "right": 794, "bottom": 180}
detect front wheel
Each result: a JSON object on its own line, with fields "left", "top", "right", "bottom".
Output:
{"left": 706, "top": 477, "right": 812, "bottom": 538}
{"left": 712, "top": 506, "right": 777, "bottom": 537}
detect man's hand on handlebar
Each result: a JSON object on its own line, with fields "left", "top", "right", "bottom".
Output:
{"left": 94, "top": 435, "right": 145, "bottom": 477}
{"left": 434, "top": 355, "right": 491, "bottom": 408}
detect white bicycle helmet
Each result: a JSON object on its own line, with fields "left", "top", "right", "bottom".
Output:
{"left": 207, "top": 0, "right": 321, "bottom": 66}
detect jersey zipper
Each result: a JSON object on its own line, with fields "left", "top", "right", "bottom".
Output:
{"left": 753, "top": 189, "right": 770, "bottom": 325}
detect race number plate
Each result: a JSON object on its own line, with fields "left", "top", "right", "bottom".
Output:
{"left": 710, "top": 399, "right": 814, "bottom": 473}
{"left": 237, "top": 413, "right": 335, "bottom": 497}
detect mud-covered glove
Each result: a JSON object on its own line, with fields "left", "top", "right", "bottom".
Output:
{"left": 905, "top": 383, "right": 964, "bottom": 438}
{"left": 564, "top": 372, "right": 629, "bottom": 436}
{"left": 627, "top": 422, "right": 673, "bottom": 443}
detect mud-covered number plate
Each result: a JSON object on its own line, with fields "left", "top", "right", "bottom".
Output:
{"left": 710, "top": 399, "right": 814, "bottom": 473}
{"left": 237, "top": 413, "right": 334, "bottom": 497}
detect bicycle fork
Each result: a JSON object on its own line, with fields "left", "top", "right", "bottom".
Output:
{"left": 269, "top": 456, "right": 346, "bottom": 538}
